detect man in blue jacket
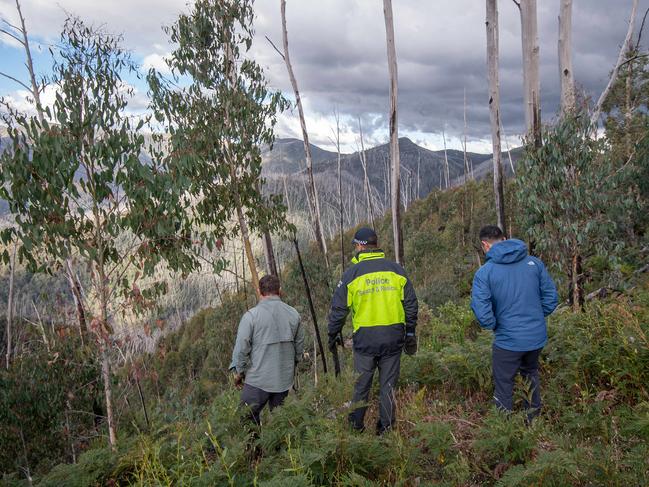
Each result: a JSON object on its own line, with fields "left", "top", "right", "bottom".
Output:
{"left": 471, "top": 225, "right": 559, "bottom": 420}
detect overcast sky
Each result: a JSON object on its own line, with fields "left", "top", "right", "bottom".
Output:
{"left": 0, "top": 0, "right": 645, "bottom": 152}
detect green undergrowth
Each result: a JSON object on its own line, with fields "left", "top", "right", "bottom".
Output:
{"left": 27, "top": 277, "right": 649, "bottom": 486}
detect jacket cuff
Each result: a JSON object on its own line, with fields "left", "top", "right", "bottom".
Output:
{"left": 405, "top": 324, "right": 416, "bottom": 335}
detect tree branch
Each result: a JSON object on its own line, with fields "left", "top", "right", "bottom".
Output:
{"left": 264, "top": 35, "right": 285, "bottom": 61}
{"left": 0, "top": 27, "right": 24, "bottom": 45}
{"left": 618, "top": 52, "right": 649, "bottom": 70}
{"left": 0, "top": 71, "right": 31, "bottom": 91}
{"left": 591, "top": 0, "right": 639, "bottom": 126}
{"left": 1, "top": 18, "right": 22, "bottom": 32}
{"left": 635, "top": 7, "right": 649, "bottom": 49}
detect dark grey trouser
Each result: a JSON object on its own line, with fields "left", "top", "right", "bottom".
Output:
{"left": 240, "top": 383, "right": 289, "bottom": 426}
{"left": 492, "top": 344, "right": 542, "bottom": 419}
{"left": 348, "top": 351, "right": 401, "bottom": 434}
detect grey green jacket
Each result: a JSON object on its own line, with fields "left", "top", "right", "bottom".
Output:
{"left": 229, "top": 296, "right": 304, "bottom": 393}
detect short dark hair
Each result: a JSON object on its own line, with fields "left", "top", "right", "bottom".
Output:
{"left": 479, "top": 225, "right": 505, "bottom": 242}
{"left": 259, "top": 275, "right": 281, "bottom": 296}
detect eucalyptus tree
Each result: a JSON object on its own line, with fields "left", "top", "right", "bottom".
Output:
{"left": 149, "top": 0, "right": 288, "bottom": 296}
{"left": 0, "top": 0, "right": 88, "bottom": 360}
{"left": 0, "top": 18, "right": 197, "bottom": 447}
{"left": 517, "top": 112, "right": 633, "bottom": 311}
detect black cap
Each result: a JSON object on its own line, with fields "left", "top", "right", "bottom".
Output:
{"left": 352, "top": 227, "right": 378, "bottom": 246}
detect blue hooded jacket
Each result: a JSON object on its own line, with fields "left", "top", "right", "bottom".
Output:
{"left": 470, "top": 239, "right": 559, "bottom": 351}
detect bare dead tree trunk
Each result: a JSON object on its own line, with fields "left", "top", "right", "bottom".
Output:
{"left": 383, "top": 0, "right": 404, "bottom": 265}
{"left": 463, "top": 87, "right": 471, "bottom": 183}
{"left": 515, "top": 0, "right": 541, "bottom": 146}
{"left": 501, "top": 124, "right": 516, "bottom": 175}
{"left": 15, "top": 0, "right": 43, "bottom": 121}
{"left": 357, "top": 117, "right": 376, "bottom": 229}
{"left": 591, "top": 0, "right": 639, "bottom": 126}
{"left": 558, "top": 0, "right": 575, "bottom": 113}
{"left": 332, "top": 112, "right": 345, "bottom": 269}
{"left": 279, "top": 0, "right": 329, "bottom": 269}
{"left": 5, "top": 243, "right": 16, "bottom": 369}
{"left": 487, "top": 0, "right": 507, "bottom": 233}
{"left": 262, "top": 230, "right": 278, "bottom": 277}
{"left": 442, "top": 127, "right": 450, "bottom": 188}
{"left": 282, "top": 175, "right": 292, "bottom": 213}
{"left": 417, "top": 150, "right": 421, "bottom": 198}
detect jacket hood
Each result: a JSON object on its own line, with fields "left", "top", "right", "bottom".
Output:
{"left": 486, "top": 239, "right": 528, "bottom": 264}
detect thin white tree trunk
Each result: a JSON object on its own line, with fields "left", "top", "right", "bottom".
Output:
{"left": 463, "top": 87, "right": 471, "bottom": 183}
{"left": 501, "top": 124, "right": 516, "bottom": 175}
{"left": 383, "top": 0, "right": 404, "bottom": 264}
{"left": 333, "top": 114, "right": 345, "bottom": 267}
{"left": 15, "top": 0, "right": 43, "bottom": 122}
{"left": 417, "top": 151, "right": 421, "bottom": 198}
{"left": 280, "top": 0, "right": 329, "bottom": 269}
{"left": 591, "top": 0, "right": 639, "bottom": 126}
{"left": 442, "top": 127, "right": 450, "bottom": 188}
{"left": 262, "top": 230, "right": 278, "bottom": 277}
{"left": 96, "top": 261, "right": 117, "bottom": 449}
{"left": 487, "top": 0, "right": 507, "bottom": 232}
{"left": 558, "top": 0, "right": 575, "bottom": 113}
{"left": 357, "top": 117, "right": 375, "bottom": 229}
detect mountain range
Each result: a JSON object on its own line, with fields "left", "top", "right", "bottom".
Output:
{"left": 261, "top": 137, "right": 522, "bottom": 237}
{"left": 0, "top": 132, "right": 522, "bottom": 229}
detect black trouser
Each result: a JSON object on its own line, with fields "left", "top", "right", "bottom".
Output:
{"left": 492, "top": 344, "right": 542, "bottom": 419}
{"left": 348, "top": 351, "right": 401, "bottom": 434}
{"left": 240, "top": 384, "right": 289, "bottom": 426}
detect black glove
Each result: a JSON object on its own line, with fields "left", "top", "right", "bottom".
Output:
{"left": 328, "top": 333, "right": 342, "bottom": 352}
{"left": 404, "top": 327, "right": 417, "bottom": 355}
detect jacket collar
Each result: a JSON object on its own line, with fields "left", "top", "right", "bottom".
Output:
{"left": 260, "top": 295, "right": 282, "bottom": 303}
{"left": 351, "top": 249, "right": 385, "bottom": 264}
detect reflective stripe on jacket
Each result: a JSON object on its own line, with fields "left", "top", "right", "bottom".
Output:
{"left": 327, "top": 249, "right": 418, "bottom": 356}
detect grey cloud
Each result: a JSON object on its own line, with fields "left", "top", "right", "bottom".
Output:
{"left": 252, "top": 0, "right": 645, "bottom": 144}
{"left": 1, "top": 0, "right": 643, "bottom": 148}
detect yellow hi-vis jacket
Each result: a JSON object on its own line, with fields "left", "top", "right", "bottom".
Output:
{"left": 327, "top": 250, "right": 418, "bottom": 356}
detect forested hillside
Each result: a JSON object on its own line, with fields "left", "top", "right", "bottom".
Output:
{"left": 4, "top": 178, "right": 647, "bottom": 486}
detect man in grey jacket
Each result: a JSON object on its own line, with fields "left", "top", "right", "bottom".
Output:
{"left": 230, "top": 275, "right": 304, "bottom": 425}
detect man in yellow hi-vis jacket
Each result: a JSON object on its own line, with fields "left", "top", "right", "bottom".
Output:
{"left": 327, "top": 227, "right": 418, "bottom": 434}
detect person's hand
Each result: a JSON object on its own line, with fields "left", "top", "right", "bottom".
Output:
{"left": 404, "top": 333, "right": 417, "bottom": 355}
{"left": 328, "top": 333, "right": 342, "bottom": 353}
{"left": 233, "top": 372, "right": 244, "bottom": 388}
